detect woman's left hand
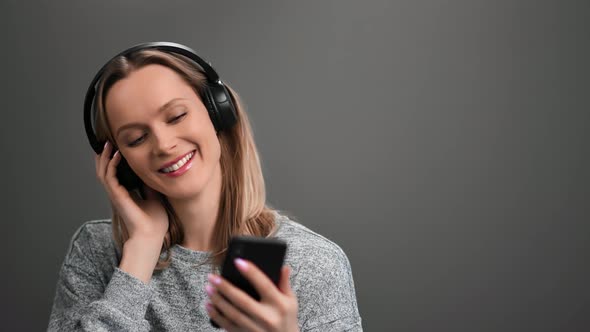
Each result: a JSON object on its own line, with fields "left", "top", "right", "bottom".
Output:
{"left": 205, "top": 258, "right": 300, "bottom": 332}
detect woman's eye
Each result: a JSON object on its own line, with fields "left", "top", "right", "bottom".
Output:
{"left": 126, "top": 113, "right": 187, "bottom": 147}
{"left": 170, "top": 113, "right": 187, "bottom": 123}
{"left": 128, "top": 135, "right": 145, "bottom": 147}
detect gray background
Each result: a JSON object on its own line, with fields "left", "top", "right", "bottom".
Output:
{"left": 1, "top": 0, "right": 588, "bottom": 331}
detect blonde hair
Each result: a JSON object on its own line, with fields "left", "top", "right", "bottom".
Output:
{"left": 93, "top": 49, "right": 278, "bottom": 271}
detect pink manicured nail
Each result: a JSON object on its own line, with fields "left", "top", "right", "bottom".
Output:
{"left": 205, "top": 284, "right": 214, "bottom": 296}
{"left": 208, "top": 273, "right": 221, "bottom": 285}
{"left": 205, "top": 302, "right": 213, "bottom": 311}
{"left": 235, "top": 258, "right": 248, "bottom": 271}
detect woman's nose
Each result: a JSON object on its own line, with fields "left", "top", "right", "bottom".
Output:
{"left": 152, "top": 126, "right": 178, "bottom": 155}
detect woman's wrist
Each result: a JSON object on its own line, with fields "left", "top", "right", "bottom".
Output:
{"left": 120, "top": 236, "right": 164, "bottom": 284}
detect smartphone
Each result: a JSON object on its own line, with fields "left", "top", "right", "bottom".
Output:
{"left": 210, "top": 236, "right": 287, "bottom": 328}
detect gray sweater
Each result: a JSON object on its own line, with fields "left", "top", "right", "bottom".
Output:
{"left": 47, "top": 211, "right": 363, "bottom": 331}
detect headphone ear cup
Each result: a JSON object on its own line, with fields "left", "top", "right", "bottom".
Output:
{"left": 202, "top": 86, "right": 222, "bottom": 132}
{"left": 209, "top": 83, "right": 238, "bottom": 131}
{"left": 116, "top": 157, "right": 143, "bottom": 192}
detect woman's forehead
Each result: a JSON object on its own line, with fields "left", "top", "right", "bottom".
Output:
{"left": 105, "top": 65, "right": 196, "bottom": 118}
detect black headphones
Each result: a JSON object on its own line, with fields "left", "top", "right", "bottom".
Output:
{"left": 83, "top": 41, "right": 238, "bottom": 191}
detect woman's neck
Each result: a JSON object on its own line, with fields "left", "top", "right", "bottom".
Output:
{"left": 168, "top": 162, "right": 223, "bottom": 252}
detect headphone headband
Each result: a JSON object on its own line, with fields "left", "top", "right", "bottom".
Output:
{"left": 84, "top": 41, "right": 237, "bottom": 154}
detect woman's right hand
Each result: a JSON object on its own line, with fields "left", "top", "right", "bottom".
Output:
{"left": 94, "top": 141, "right": 169, "bottom": 242}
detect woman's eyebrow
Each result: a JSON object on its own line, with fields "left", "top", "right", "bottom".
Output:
{"left": 116, "top": 98, "right": 187, "bottom": 138}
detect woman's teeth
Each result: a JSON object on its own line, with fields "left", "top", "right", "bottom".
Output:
{"left": 160, "top": 151, "right": 194, "bottom": 173}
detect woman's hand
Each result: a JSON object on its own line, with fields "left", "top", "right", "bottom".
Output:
{"left": 94, "top": 141, "right": 169, "bottom": 241}
{"left": 205, "top": 259, "right": 300, "bottom": 332}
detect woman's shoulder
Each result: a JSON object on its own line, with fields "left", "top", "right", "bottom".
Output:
{"left": 65, "top": 219, "right": 120, "bottom": 268}
{"left": 69, "top": 219, "right": 114, "bottom": 249}
{"left": 272, "top": 210, "right": 353, "bottom": 270}
{"left": 271, "top": 211, "right": 362, "bottom": 328}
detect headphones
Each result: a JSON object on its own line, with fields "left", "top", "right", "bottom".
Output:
{"left": 83, "top": 41, "right": 238, "bottom": 191}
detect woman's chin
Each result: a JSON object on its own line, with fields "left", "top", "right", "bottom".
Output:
{"left": 165, "top": 189, "right": 202, "bottom": 201}
{"left": 158, "top": 179, "right": 205, "bottom": 201}
{"left": 152, "top": 162, "right": 219, "bottom": 201}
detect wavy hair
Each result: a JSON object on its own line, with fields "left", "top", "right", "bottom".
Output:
{"left": 93, "top": 49, "right": 278, "bottom": 271}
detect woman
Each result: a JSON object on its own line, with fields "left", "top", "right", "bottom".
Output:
{"left": 48, "top": 42, "right": 362, "bottom": 331}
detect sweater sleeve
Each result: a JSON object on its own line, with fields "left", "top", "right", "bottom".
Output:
{"left": 297, "top": 244, "right": 363, "bottom": 332}
{"left": 47, "top": 222, "right": 153, "bottom": 331}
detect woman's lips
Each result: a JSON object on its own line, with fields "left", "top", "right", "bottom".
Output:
{"left": 159, "top": 149, "right": 196, "bottom": 170}
{"left": 158, "top": 149, "right": 196, "bottom": 177}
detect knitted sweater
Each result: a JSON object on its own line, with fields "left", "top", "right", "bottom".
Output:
{"left": 47, "top": 211, "right": 363, "bottom": 331}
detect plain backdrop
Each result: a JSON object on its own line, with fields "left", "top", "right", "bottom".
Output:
{"left": 1, "top": 1, "right": 589, "bottom": 331}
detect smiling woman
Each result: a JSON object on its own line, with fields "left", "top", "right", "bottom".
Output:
{"left": 47, "top": 42, "right": 363, "bottom": 331}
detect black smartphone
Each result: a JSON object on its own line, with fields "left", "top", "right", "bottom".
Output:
{"left": 210, "top": 236, "right": 287, "bottom": 328}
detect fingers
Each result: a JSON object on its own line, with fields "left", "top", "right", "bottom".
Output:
{"left": 94, "top": 141, "right": 130, "bottom": 209}
{"left": 205, "top": 303, "right": 239, "bottom": 332}
{"left": 104, "top": 149, "right": 121, "bottom": 189}
{"left": 206, "top": 273, "right": 261, "bottom": 320}
{"left": 95, "top": 141, "right": 114, "bottom": 184}
{"left": 233, "top": 259, "right": 279, "bottom": 300}
{"left": 278, "top": 266, "right": 294, "bottom": 296}
{"left": 94, "top": 142, "right": 105, "bottom": 182}
{"left": 207, "top": 266, "right": 298, "bottom": 331}
{"left": 206, "top": 287, "right": 263, "bottom": 332}
{"left": 95, "top": 141, "right": 122, "bottom": 192}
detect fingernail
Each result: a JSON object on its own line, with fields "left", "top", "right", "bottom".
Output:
{"left": 205, "top": 302, "right": 212, "bottom": 312}
{"left": 205, "top": 284, "right": 215, "bottom": 296}
{"left": 104, "top": 141, "right": 109, "bottom": 149}
{"left": 235, "top": 258, "right": 248, "bottom": 271}
{"left": 208, "top": 273, "right": 221, "bottom": 285}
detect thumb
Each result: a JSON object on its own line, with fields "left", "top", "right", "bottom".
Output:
{"left": 278, "top": 265, "right": 294, "bottom": 295}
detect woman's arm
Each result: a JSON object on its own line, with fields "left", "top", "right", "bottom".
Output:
{"left": 295, "top": 244, "right": 363, "bottom": 332}
{"left": 47, "top": 222, "right": 155, "bottom": 331}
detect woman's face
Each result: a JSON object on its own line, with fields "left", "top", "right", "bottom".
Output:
{"left": 104, "top": 64, "right": 221, "bottom": 199}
